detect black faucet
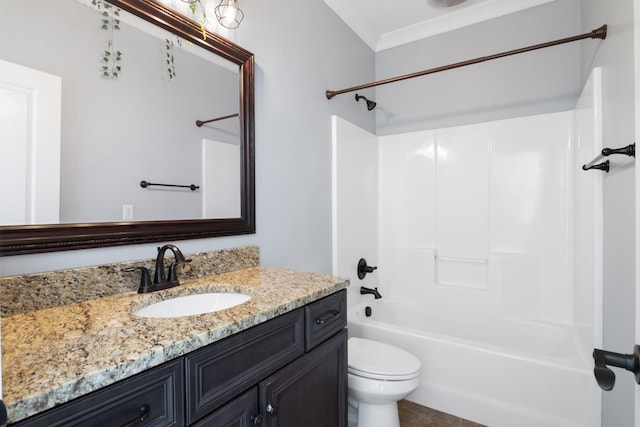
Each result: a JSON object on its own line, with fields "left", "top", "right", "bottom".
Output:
{"left": 153, "top": 244, "right": 191, "bottom": 287}
{"left": 129, "top": 244, "right": 191, "bottom": 293}
{"left": 360, "top": 286, "right": 382, "bottom": 299}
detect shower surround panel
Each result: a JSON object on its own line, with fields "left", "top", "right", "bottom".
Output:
{"left": 379, "top": 112, "right": 574, "bottom": 325}
{"left": 332, "top": 68, "right": 603, "bottom": 426}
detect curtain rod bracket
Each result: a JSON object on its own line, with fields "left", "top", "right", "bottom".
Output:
{"left": 326, "top": 25, "right": 607, "bottom": 100}
{"left": 591, "top": 25, "right": 608, "bottom": 40}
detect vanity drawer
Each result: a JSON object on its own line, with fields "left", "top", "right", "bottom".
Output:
{"left": 185, "top": 308, "right": 304, "bottom": 424}
{"left": 12, "top": 359, "right": 184, "bottom": 427}
{"left": 304, "top": 290, "right": 347, "bottom": 351}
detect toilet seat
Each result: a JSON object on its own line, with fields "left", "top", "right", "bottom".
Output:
{"left": 348, "top": 337, "right": 421, "bottom": 381}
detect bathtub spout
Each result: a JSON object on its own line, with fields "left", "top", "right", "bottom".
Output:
{"left": 360, "top": 286, "right": 382, "bottom": 299}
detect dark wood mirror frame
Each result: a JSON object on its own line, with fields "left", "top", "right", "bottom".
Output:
{"left": 0, "top": 0, "right": 255, "bottom": 256}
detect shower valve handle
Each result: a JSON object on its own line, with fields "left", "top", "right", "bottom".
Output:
{"left": 593, "top": 345, "right": 640, "bottom": 391}
{"left": 357, "top": 258, "right": 377, "bottom": 280}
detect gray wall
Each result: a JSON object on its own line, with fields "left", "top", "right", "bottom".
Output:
{"left": 0, "top": 0, "right": 374, "bottom": 276}
{"left": 582, "top": 0, "right": 637, "bottom": 425}
{"left": 374, "top": 0, "right": 581, "bottom": 134}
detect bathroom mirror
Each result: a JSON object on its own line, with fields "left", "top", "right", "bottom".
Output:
{"left": 0, "top": 0, "right": 255, "bottom": 256}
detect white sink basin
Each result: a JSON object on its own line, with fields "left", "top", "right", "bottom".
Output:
{"left": 133, "top": 292, "right": 251, "bottom": 318}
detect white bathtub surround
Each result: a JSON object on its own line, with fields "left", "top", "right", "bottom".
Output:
{"left": 331, "top": 116, "right": 380, "bottom": 308}
{"left": 201, "top": 139, "right": 241, "bottom": 218}
{"left": 332, "top": 68, "right": 604, "bottom": 426}
{"left": 377, "top": 111, "right": 578, "bottom": 320}
{"left": 572, "top": 68, "right": 604, "bottom": 358}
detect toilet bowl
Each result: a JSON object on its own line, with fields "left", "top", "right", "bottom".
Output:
{"left": 347, "top": 337, "right": 421, "bottom": 427}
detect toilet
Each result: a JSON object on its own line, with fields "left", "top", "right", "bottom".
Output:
{"left": 347, "top": 337, "right": 421, "bottom": 427}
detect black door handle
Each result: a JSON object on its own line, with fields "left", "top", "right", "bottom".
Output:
{"left": 593, "top": 345, "right": 640, "bottom": 391}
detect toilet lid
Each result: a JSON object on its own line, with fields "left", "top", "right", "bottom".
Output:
{"left": 348, "top": 337, "right": 421, "bottom": 380}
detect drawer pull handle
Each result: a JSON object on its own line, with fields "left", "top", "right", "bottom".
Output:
{"left": 316, "top": 310, "right": 340, "bottom": 325}
{"left": 266, "top": 403, "right": 279, "bottom": 416}
{"left": 250, "top": 414, "right": 263, "bottom": 425}
{"left": 121, "top": 404, "right": 150, "bottom": 427}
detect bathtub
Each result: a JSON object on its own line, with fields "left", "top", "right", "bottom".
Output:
{"left": 348, "top": 298, "right": 601, "bottom": 427}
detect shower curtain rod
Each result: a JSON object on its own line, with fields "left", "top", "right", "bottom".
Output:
{"left": 325, "top": 25, "right": 607, "bottom": 100}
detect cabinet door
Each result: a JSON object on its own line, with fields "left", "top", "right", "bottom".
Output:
{"left": 259, "top": 329, "right": 347, "bottom": 427}
{"left": 185, "top": 308, "right": 304, "bottom": 424}
{"left": 12, "top": 359, "right": 184, "bottom": 427}
{"left": 191, "top": 388, "right": 259, "bottom": 427}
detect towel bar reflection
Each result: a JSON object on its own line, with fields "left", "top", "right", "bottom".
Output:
{"left": 196, "top": 113, "right": 239, "bottom": 127}
{"left": 140, "top": 180, "right": 199, "bottom": 191}
{"left": 582, "top": 143, "right": 635, "bottom": 172}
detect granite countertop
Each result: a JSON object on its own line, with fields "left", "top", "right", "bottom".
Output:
{"left": 2, "top": 266, "right": 349, "bottom": 423}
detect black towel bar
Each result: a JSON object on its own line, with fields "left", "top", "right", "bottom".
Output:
{"left": 140, "top": 180, "right": 199, "bottom": 191}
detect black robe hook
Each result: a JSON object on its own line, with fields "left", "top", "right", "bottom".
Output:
{"left": 582, "top": 160, "right": 610, "bottom": 172}
{"left": 593, "top": 346, "right": 640, "bottom": 391}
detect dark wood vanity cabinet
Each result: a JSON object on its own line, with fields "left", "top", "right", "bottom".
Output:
{"left": 188, "top": 290, "right": 347, "bottom": 427}
{"left": 191, "top": 389, "right": 259, "bottom": 427}
{"left": 185, "top": 308, "right": 305, "bottom": 425}
{"left": 11, "top": 290, "right": 347, "bottom": 427}
{"left": 260, "top": 330, "right": 347, "bottom": 427}
{"left": 12, "top": 359, "right": 184, "bottom": 427}
{"left": 259, "top": 288, "right": 348, "bottom": 427}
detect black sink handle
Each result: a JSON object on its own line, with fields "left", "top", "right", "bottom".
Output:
{"left": 593, "top": 345, "right": 640, "bottom": 391}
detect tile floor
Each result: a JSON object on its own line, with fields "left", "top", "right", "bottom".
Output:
{"left": 398, "top": 400, "right": 486, "bottom": 427}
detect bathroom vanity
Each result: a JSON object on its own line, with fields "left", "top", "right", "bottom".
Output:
{"left": 2, "top": 266, "right": 348, "bottom": 427}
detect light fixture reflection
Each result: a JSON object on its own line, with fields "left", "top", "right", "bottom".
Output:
{"left": 215, "top": 0, "right": 244, "bottom": 29}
